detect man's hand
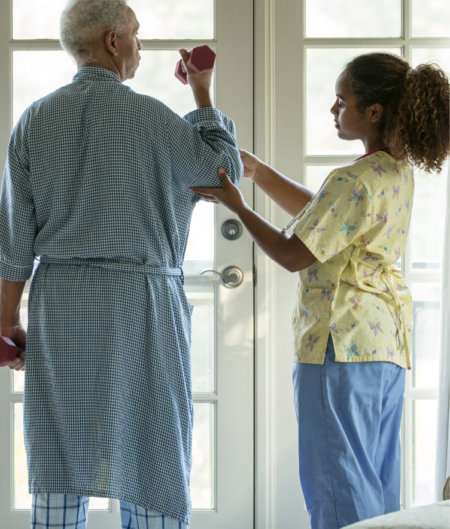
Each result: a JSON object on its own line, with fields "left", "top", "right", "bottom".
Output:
{"left": 1, "top": 323, "right": 26, "bottom": 371}
{"left": 179, "top": 49, "right": 214, "bottom": 109}
{"left": 239, "top": 149, "right": 261, "bottom": 181}
{"left": 190, "top": 168, "right": 247, "bottom": 214}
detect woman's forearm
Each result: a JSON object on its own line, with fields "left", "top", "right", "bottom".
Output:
{"left": 235, "top": 204, "right": 317, "bottom": 272}
{"left": 0, "top": 279, "right": 26, "bottom": 326}
{"left": 253, "top": 162, "right": 315, "bottom": 217}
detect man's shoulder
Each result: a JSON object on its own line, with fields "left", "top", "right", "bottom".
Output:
{"left": 24, "top": 82, "right": 171, "bottom": 125}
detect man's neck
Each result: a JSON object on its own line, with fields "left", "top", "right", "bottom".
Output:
{"left": 76, "top": 56, "right": 123, "bottom": 81}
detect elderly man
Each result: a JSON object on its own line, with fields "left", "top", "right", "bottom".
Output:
{"left": 0, "top": 0, "right": 242, "bottom": 527}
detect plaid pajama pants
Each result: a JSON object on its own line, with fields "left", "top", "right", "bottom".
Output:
{"left": 31, "top": 494, "right": 189, "bottom": 529}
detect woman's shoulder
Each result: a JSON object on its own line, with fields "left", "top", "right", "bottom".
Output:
{"left": 334, "top": 152, "right": 411, "bottom": 187}
{"left": 319, "top": 153, "right": 390, "bottom": 190}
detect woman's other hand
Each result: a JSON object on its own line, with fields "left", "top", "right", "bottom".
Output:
{"left": 190, "top": 168, "right": 247, "bottom": 214}
{"left": 239, "top": 149, "right": 261, "bottom": 181}
{"left": 1, "top": 323, "right": 26, "bottom": 371}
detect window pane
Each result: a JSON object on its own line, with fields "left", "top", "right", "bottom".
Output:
{"left": 13, "top": 51, "right": 75, "bottom": 127}
{"left": 13, "top": 279, "right": 31, "bottom": 392}
{"left": 412, "top": 0, "right": 450, "bottom": 37}
{"left": 412, "top": 48, "right": 450, "bottom": 76}
{"left": 306, "top": 48, "right": 401, "bottom": 155}
{"left": 413, "top": 400, "right": 437, "bottom": 505}
{"left": 125, "top": 49, "right": 216, "bottom": 119}
{"left": 14, "top": 403, "right": 110, "bottom": 510}
{"left": 306, "top": 166, "right": 338, "bottom": 192}
{"left": 13, "top": 50, "right": 212, "bottom": 127}
{"left": 128, "top": 0, "right": 214, "bottom": 40}
{"left": 305, "top": 0, "right": 401, "bottom": 38}
{"left": 14, "top": 404, "right": 29, "bottom": 509}
{"left": 13, "top": 0, "right": 214, "bottom": 40}
{"left": 191, "top": 402, "right": 215, "bottom": 509}
{"left": 411, "top": 284, "right": 440, "bottom": 388}
{"left": 187, "top": 287, "right": 215, "bottom": 393}
{"left": 183, "top": 202, "right": 215, "bottom": 275}
{"left": 13, "top": 0, "right": 61, "bottom": 40}
{"left": 410, "top": 165, "right": 447, "bottom": 271}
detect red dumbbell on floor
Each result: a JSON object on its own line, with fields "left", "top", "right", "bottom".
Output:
{"left": 0, "top": 336, "right": 25, "bottom": 367}
{"left": 175, "top": 45, "right": 216, "bottom": 85}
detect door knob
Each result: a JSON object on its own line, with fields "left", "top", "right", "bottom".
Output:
{"left": 222, "top": 219, "right": 243, "bottom": 240}
{"left": 200, "top": 266, "right": 244, "bottom": 288}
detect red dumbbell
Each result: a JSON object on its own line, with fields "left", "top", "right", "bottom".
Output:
{"left": 0, "top": 336, "right": 25, "bottom": 367}
{"left": 175, "top": 45, "right": 216, "bottom": 85}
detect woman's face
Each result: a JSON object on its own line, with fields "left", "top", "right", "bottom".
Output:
{"left": 330, "top": 73, "right": 368, "bottom": 142}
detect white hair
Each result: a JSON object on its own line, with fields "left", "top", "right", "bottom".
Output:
{"left": 60, "top": 0, "right": 130, "bottom": 58}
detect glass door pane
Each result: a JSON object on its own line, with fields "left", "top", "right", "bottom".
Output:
{"left": 413, "top": 400, "right": 437, "bottom": 505}
{"left": 411, "top": 284, "right": 440, "bottom": 388}
{"left": 306, "top": 48, "right": 401, "bottom": 155}
{"left": 128, "top": 0, "right": 214, "bottom": 40}
{"left": 412, "top": 48, "right": 450, "bottom": 74}
{"left": 191, "top": 403, "right": 215, "bottom": 509}
{"left": 306, "top": 166, "right": 338, "bottom": 192}
{"left": 187, "top": 287, "right": 215, "bottom": 393}
{"left": 13, "top": 0, "right": 214, "bottom": 40}
{"left": 124, "top": 49, "right": 216, "bottom": 118}
{"left": 410, "top": 165, "right": 447, "bottom": 271}
{"left": 13, "top": 51, "right": 75, "bottom": 126}
{"left": 412, "top": 0, "right": 450, "bottom": 37}
{"left": 184, "top": 202, "right": 215, "bottom": 275}
{"left": 305, "top": 0, "right": 401, "bottom": 38}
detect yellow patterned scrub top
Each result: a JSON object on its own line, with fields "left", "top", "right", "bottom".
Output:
{"left": 292, "top": 151, "right": 414, "bottom": 369}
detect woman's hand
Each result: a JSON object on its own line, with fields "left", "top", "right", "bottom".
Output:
{"left": 190, "top": 169, "right": 247, "bottom": 214}
{"left": 1, "top": 323, "right": 26, "bottom": 371}
{"left": 239, "top": 149, "right": 261, "bottom": 181}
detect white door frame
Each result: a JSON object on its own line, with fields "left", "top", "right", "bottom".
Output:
{"left": 253, "top": 0, "right": 311, "bottom": 527}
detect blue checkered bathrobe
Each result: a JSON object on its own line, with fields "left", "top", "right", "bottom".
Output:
{"left": 0, "top": 66, "right": 243, "bottom": 525}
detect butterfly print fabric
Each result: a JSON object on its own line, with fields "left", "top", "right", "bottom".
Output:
{"left": 290, "top": 152, "right": 414, "bottom": 369}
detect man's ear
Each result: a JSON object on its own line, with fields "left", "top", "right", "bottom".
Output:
{"left": 367, "top": 103, "right": 383, "bottom": 124}
{"left": 104, "top": 30, "right": 119, "bottom": 56}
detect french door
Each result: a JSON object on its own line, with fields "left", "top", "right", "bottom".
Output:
{"left": 253, "top": 1, "right": 449, "bottom": 526}
{"left": 0, "top": 1, "right": 254, "bottom": 528}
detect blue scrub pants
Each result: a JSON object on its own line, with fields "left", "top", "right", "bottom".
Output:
{"left": 292, "top": 336, "right": 405, "bottom": 529}
{"left": 30, "top": 494, "right": 188, "bottom": 528}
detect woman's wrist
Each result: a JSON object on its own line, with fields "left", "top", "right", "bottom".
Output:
{"left": 252, "top": 160, "right": 270, "bottom": 184}
{"left": 234, "top": 201, "right": 252, "bottom": 218}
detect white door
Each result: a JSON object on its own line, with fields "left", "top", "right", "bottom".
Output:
{"left": 0, "top": 1, "right": 254, "bottom": 528}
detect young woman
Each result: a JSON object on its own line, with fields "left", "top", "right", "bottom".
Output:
{"left": 190, "top": 53, "right": 450, "bottom": 528}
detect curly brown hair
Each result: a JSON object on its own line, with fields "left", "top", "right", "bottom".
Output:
{"left": 344, "top": 53, "right": 450, "bottom": 173}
